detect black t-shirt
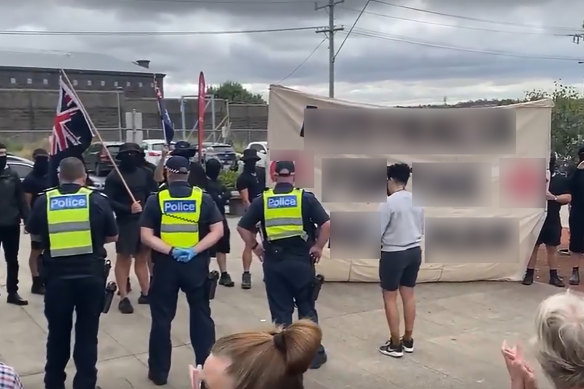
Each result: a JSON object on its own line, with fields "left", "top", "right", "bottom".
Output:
{"left": 236, "top": 169, "right": 263, "bottom": 200}
{"left": 22, "top": 172, "right": 49, "bottom": 208}
{"left": 140, "top": 181, "right": 223, "bottom": 262}
{"left": 206, "top": 178, "right": 230, "bottom": 216}
{"left": 570, "top": 169, "right": 584, "bottom": 214}
{"left": 238, "top": 183, "right": 330, "bottom": 254}
{"left": 25, "top": 184, "right": 118, "bottom": 278}
{"left": 547, "top": 174, "right": 570, "bottom": 223}
{"left": 104, "top": 167, "right": 158, "bottom": 222}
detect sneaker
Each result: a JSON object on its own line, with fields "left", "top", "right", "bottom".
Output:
{"left": 138, "top": 293, "right": 149, "bottom": 305}
{"left": 241, "top": 272, "right": 252, "bottom": 290}
{"left": 549, "top": 276, "right": 565, "bottom": 288}
{"left": 219, "top": 273, "right": 235, "bottom": 287}
{"left": 559, "top": 249, "right": 570, "bottom": 256}
{"left": 118, "top": 297, "right": 134, "bottom": 314}
{"left": 402, "top": 338, "right": 414, "bottom": 353}
{"left": 378, "top": 340, "right": 403, "bottom": 358}
{"left": 522, "top": 273, "right": 534, "bottom": 285}
{"left": 570, "top": 271, "right": 580, "bottom": 286}
{"left": 7, "top": 293, "right": 28, "bottom": 306}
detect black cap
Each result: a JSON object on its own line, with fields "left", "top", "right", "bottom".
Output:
{"left": 242, "top": 148, "right": 261, "bottom": 162}
{"left": 116, "top": 142, "right": 142, "bottom": 160}
{"left": 165, "top": 156, "right": 190, "bottom": 174}
{"left": 275, "top": 160, "right": 295, "bottom": 176}
{"left": 174, "top": 141, "right": 191, "bottom": 151}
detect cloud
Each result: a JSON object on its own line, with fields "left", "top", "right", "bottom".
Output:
{"left": 0, "top": 0, "right": 583, "bottom": 105}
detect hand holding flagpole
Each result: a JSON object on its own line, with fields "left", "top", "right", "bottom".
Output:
{"left": 60, "top": 69, "right": 137, "bottom": 204}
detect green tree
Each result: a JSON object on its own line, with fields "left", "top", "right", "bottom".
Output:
{"left": 525, "top": 81, "right": 584, "bottom": 159}
{"left": 207, "top": 81, "right": 266, "bottom": 104}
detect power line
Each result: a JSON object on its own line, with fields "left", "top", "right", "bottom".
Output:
{"left": 340, "top": 5, "right": 568, "bottom": 36}
{"left": 335, "top": 0, "right": 371, "bottom": 59}
{"left": 277, "top": 38, "right": 327, "bottom": 83}
{"left": 0, "top": 26, "right": 321, "bottom": 36}
{"left": 371, "top": 0, "right": 581, "bottom": 33}
{"left": 351, "top": 28, "right": 584, "bottom": 61}
{"left": 114, "top": 0, "right": 316, "bottom": 3}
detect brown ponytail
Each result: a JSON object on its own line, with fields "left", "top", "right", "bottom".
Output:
{"left": 210, "top": 319, "right": 322, "bottom": 389}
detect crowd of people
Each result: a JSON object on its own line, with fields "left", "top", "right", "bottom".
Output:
{"left": 2, "top": 139, "right": 584, "bottom": 389}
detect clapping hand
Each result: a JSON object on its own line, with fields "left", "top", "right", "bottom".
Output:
{"left": 501, "top": 340, "right": 538, "bottom": 389}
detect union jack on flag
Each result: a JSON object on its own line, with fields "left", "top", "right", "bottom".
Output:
{"left": 50, "top": 77, "right": 93, "bottom": 156}
{"left": 154, "top": 80, "right": 175, "bottom": 144}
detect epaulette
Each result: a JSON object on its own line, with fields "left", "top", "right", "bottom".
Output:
{"left": 41, "top": 186, "right": 57, "bottom": 194}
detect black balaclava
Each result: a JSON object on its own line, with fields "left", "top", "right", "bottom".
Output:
{"left": 244, "top": 160, "right": 257, "bottom": 173}
{"left": 206, "top": 159, "right": 221, "bottom": 181}
{"left": 0, "top": 155, "right": 6, "bottom": 172}
{"left": 33, "top": 155, "right": 49, "bottom": 175}
{"left": 119, "top": 151, "right": 140, "bottom": 172}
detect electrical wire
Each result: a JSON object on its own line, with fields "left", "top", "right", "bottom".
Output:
{"left": 350, "top": 28, "right": 584, "bottom": 61}
{"left": 277, "top": 38, "right": 327, "bottom": 83}
{"left": 339, "top": 5, "right": 569, "bottom": 36}
{"left": 103, "top": 0, "right": 316, "bottom": 3}
{"left": 371, "top": 0, "right": 581, "bottom": 33}
{"left": 0, "top": 26, "right": 321, "bottom": 36}
{"left": 335, "top": 0, "right": 371, "bottom": 59}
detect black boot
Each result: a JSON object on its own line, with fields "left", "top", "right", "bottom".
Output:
{"left": 570, "top": 268, "right": 580, "bottom": 285}
{"left": 522, "top": 269, "right": 534, "bottom": 285}
{"left": 31, "top": 276, "right": 45, "bottom": 295}
{"left": 7, "top": 293, "right": 28, "bottom": 306}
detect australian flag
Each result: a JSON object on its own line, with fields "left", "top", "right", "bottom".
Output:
{"left": 48, "top": 77, "right": 93, "bottom": 186}
{"left": 155, "top": 81, "right": 175, "bottom": 144}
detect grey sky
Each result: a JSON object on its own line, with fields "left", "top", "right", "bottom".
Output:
{"left": 0, "top": 0, "right": 582, "bottom": 104}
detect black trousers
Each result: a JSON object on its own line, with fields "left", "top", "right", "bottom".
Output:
{"left": 44, "top": 276, "right": 104, "bottom": 389}
{"left": 148, "top": 258, "right": 215, "bottom": 380}
{"left": 0, "top": 224, "right": 21, "bottom": 294}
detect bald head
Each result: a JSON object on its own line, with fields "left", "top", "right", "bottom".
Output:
{"left": 58, "top": 157, "right": 87, "bottom": 184}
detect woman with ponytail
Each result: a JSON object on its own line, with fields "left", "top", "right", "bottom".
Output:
{"left": 195, "top": 319, "right": 322, "bottom": 389}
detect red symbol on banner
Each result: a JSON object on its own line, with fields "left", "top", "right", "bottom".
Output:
{"left": 502, "top": 161, "right": 541, "bottom": 198}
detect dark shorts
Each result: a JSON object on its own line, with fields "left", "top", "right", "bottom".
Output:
{"left": 569, "top": 214, "right": 584, "bottom": 253}
{"left": 31, "top": 234, "right": 44, "bottom": 251}
{"left": 537, "top": 219, "right": 562, "bottom": 247}
{"left": 379, "top": 247, "right": 422, "bottom": 291}
{"left": 209, "top": 219, "right": 230, "bottom": 257}
{"left": 116, "top": 218, "right": 142, "bottom": 256}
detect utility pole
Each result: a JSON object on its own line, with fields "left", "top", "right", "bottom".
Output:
{"left": 316, "top": 0, "right": 344, "bottom": 98}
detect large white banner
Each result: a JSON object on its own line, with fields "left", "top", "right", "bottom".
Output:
{"left": 267, "top": 85, "right": 553, "bottom": 282}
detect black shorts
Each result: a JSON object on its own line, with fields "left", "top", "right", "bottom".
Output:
{"left": 569, "top": 214, "right": 584, "bottom": 253}
{"left": 31, "top": 234, "right": 44, "bottom": 251}
{"left": 116, "top": 218, "right": 142, "bottom": 256}
{"left": 379, "top": 247, "right": 422, "bottom": 291}
{"left": 209, "top": 219, "right": 230, "bottom": 257}
{"left": 537, "top": 219, "right": 562, "bottom": 247}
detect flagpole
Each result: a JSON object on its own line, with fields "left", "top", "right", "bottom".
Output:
{"left": 153, "top": 74, "right": 166, "bottom": 145}
{"left": 60, "top": 69, "right": 137, "bottom": 204}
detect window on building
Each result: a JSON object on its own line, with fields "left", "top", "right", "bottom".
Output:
{"left": 73, "top": 80, "right": 78, "bottom": 86}
{"left": 114, "top": 81, "right": 119, "bottom": 87}
{"left": 27, "top": 78, "right": 32, "bottom": 85}
{"left": 126, "top": 81, "right": 131, "bottom": 87}
{"left": 87, "top": 80, "right": 92, "bottom": 86}
{"left": 10, "top": 77, "right": 16, "bottom": 85}
{"left": 43, "top": 79, "right": 48, "bottom": 85}
{"left": 100, "top": 80, "right": 105, "bottom": 87}
{"left": 138, "top": 82, "right": 143, "bottom": 88}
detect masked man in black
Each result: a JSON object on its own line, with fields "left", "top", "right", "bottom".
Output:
{"left": 105, "top": 142, "right": 158, "bottom": 313}
{"left": 22, "top": 148, "right": 51, "bottom": 295}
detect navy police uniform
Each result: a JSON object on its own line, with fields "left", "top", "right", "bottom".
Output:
{"left": 237, "top": 162, "right": 329, "bottom": 367}
{"left": 140, "top": 158, "right": 223, "bottom": 384}
{"left": 26, "top": 183, "right": 118, "bottom": 389}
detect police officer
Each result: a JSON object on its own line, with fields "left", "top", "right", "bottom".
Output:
{"left": 25, "top": 157, "right": 118, "bottom": 389}
{"left": 236, "top": 160, "right": 331, "bottom": 369}
{"left": 140, "top": 156, "right": 224, "bottom": 386}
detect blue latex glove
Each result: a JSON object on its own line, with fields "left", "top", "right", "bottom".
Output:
{"left": 181, "top": 248, "right": 197, "bottom": 263}
{"left": 171, "top": 248, "right": 190, "bottom": 262}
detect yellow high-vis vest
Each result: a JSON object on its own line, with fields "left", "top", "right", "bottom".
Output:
{"left": 46, "top": 187, "right": 93, "bottom": 258}
{"left": 263, "top": 188, "right": 306, "bottom": 241}
{"left": 158, "top": 187, "right": 202, "bottom": 248}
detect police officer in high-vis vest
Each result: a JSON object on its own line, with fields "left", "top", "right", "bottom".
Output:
{"left": 236, "top": 160, "right": 331, "bottom": 369}
{"left": 140, "top": 156, "right": 224, "bottom": 386}
{"left": 26, "top": 157, "right": 118, "bottom": 389}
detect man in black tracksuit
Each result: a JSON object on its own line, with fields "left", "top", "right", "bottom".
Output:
{"left": 0, "top": 143, "right": 29, "bottom": 305}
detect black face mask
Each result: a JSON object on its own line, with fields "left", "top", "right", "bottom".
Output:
{"left": 0, "top": 156, "right": 6, "bottom": 171}
{"left": 244, "top": 160, "right": 256, "bottom": 172}
{"left": 119, "top": 153, "right": 140, "bottom": 171}
{"left": 34, "top": 156, "right": 49, "bottom": 175}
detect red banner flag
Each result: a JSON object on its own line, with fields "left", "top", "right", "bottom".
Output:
{"left": 197, "top": 72, "right": 206, "bottom": 162}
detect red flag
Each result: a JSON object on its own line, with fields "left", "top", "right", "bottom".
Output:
{"left": 197, "top": 72, "right": 206, "bottom": 161}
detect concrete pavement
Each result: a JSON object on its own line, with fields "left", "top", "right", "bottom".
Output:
{"left": 0, "top": 217, "right": 557, "bottom": 389}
